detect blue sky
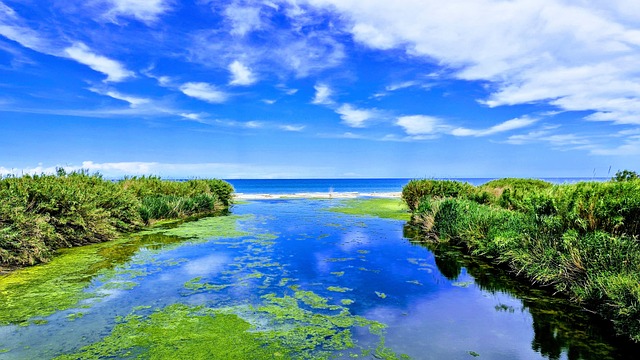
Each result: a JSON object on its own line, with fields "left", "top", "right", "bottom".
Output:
{"left": 1, "top": 0, "right": 640, "bottom": 179}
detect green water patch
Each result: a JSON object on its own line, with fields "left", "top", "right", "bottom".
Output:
{"left": 0, "top": 214, "right": 251, "bottom": 326}
{"left": 327, "top": 286, "right": 352, "bottom": 293}
{"left": 55, "top": 303, "right": 288, "bottom": 360}
{"left": 328, "top": 198, "right": 411, "bottom": 221}
{"left": 56, "top": 287, "right": 407, "bottom": 360}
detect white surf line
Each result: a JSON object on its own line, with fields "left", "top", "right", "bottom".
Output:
{"left": 234, "top": 192, "right": 402, "bottom": 200}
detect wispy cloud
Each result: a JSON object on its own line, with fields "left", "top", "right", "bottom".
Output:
{"left": 396, "top": 115, "right": 445, "bottom": 135}
{"left": 451, "top": 116, "right": 538, "bottom": 137}
{"left": 312, "top": 83, "right": 333, "bottom": 105}
{"left": 224, "top": 3, "right": 263, "bottom": 37}
{"left": 335, "top": 104, "right": 378, "bottom": 128}
{"left": 179, "top": 82, "right": 229, "bottom": 103}
{"left": 228, "top": 60, "right": 257, "bottom": 86}
{"left": 303, "top": 0, "right": 640, "bottom": 125}
{"left": 100, "top": 0, "right": 172, "bottom": 24}
{"left": 0, "top": 1, "right": 51, "bottom": 52}
{"left": 280, "top": 124, "right": 305, "bottom": 132}
{"left": 0, "top": 161, "right": 333, "bottom": 179}
{"left": 89, "top": 87, "right": 150, "bottom": 107}
{"left": 64, "top": 43, "right": 134, "bottom": 82}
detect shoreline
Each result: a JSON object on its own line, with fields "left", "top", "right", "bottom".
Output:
{"left": 234, "top": 191, "right": 402, "bottom": 200}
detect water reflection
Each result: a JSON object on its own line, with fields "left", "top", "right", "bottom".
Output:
{"left": 404, "top": 224, "right": 640, "bottom": 360}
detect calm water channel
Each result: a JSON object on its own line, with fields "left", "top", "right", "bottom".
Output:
{"left": 1, "top": 199, "right": 638, "bottom": 359}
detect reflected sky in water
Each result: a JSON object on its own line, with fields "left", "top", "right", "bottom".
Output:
{"left": 1, "top": 199, "right": 638, "bottom": 359}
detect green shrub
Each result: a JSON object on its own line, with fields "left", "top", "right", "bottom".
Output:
{"left": 404, "top": 177, "right": 640, "bottom": 342}
{"left": 0, "top": 172, "right": 235, "bottom": 267}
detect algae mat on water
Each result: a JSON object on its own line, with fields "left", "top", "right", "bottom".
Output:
{"left": 56, "top": 287, "right": 406, "bottom": 360}
{"left": 328, "top": 198, "right": 411, "bottom": 221}
{"left": 0, "top": 215, "right": 250, "bottom": 326}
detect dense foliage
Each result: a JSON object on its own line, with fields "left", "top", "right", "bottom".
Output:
{"left": 0, "top": 171, "right": 234, "bottom": 267}
{"left": 403, "top": 177, "right": 640, "bottom": 342}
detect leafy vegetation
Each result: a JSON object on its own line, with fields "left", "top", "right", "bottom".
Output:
{"left": 0, "top": 170, "right": 234, "bottom": 268}
{"left": 403, "top": 176, "right": 640, "bottom": 342}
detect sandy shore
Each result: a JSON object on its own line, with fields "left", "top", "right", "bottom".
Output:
{"left": 234, "top": 191, "right": 402, "bottom": 200}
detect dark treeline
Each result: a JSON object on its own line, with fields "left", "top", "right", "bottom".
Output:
{"left": 402, "top": 172, "right": 640, "bottom": 343}
{"left": 0, "top": 170, "right": 234, "bottom": 268}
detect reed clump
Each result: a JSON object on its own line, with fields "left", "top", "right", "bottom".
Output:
{"left": 0, "top": 170, "right": 234, "bottom": 268}
{"left": 403, "top": 173, "right": 640, "bottom": 342}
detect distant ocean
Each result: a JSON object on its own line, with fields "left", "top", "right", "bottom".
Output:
{"left": 224, "top": 178, "right": 608, "bottom": 194}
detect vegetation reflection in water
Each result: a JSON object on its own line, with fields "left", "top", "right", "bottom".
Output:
{"left": 1, "top": 198, "right": 639, "bottom": 359}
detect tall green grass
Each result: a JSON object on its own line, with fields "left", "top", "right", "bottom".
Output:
{"left": 404, "top": 177, "right": 640, "bottom": 342}
{"left": 0, "top": 171, "right": 234, "bottom": 267}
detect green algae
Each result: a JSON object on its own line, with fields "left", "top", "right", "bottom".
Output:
{"left": 57, "top": 287, "right": 407, "bottom": 360}
{"left": 55, "top": 303, "right": 288, "bottom": 360}
{"left": 0, "top": 214, "right": 252, "bottom": 326}
{"left": 375, "top": 291, "right": 387, "bottom": 299}
{"left": 331, "top": 271, "right": 345, "bottom": 277}
{"left": 341, "top": 299, "right": 355, "bottom": 305}
{"left": 257, "top": 289, "right": 395, "bottom": 359}
{"left": 184, "top": 277, "right": 232, "bottom": 292}
{"left": 325, "top": 257, "right": 356, "bottom": 262}
{"left": 327, "top": 286, "right": 352, "bottom": 293}
{"left": 147, "top": 214, "right": 250, "bottom": 240}
{"left": 328, "top": 198, "right": 411, "bottom": 221}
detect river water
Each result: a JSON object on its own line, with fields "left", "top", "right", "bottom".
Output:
{"left": 0, "top": 198, "right": 637, "bottom": 359}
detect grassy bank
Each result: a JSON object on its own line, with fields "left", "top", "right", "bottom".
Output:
{"left": 402, "top": 175, "right": 640, "bottom": 342}
{"left": 0, "top": 170, "right": 234, "bottom": 268}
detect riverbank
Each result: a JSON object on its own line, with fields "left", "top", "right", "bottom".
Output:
{"left": 0, "top": 171, "right": 234, "bottom": 268}
{"left": 402, "top": 177, "right": 640, "bottom": 343}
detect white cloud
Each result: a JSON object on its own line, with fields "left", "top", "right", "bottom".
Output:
{"left": 0, "top": 161, "right": 334, "bottom": 179}
{"left": 312, "top": 83, "right": 333, "bottom": 105}
{"left": 180, "top": 82, "right": 229, "bottom": 103}
{"left": 301, "top": 0, "right": 640, "bottom": 125}
{"left": 228, "top": 60, "right": 257, "bottom": 86}
{"left": 280, "top": 124, "right": 305, "bottom": 132}
{"left": 386, "top": 81, "right": 419, "bottom": 92}
{"left": 89, "top": 87, "right": 149, "bottom": 107}
{"left": 224, "top": 4, "right": 263, "bottom": 37}
{"left": 64, "top": 43, "right": 133, "bottom": 82}
{"left": 0, "top": 1, "right": 49, "bottom": 52}
{"left": 590, "top": 140, "right": 640, "bottom": 156}
{"left": 336, "top": 104, "right": 378, "bottom": 128}
{"left": 102, "top": 0, "right": 171, "bottom": 24}
{"left": 396, "top": 115, "right": 444, "bottom": 135}
{"left": 451, "top": 116, "right": 538, "bottom": 137}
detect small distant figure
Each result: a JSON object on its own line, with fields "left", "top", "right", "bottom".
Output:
{"left": 329, "top": 187, "right": 334, "bottom": 198}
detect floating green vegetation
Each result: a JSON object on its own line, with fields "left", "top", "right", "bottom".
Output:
{"left": 341, "top": 299, "right": 355, "bottom": 305}
{"left": 57, "top": 287, "right": 408, "bottom": 360}
{"left": 327, "top": 286, "right": 352, "bottom": 293}
{"left": 55, "top": 304, "right": 288, "bottom": 360}
{"left": 331, "top": 271, "right": 345, "bottom": 277}
{"left": 469, "top": 350, "right": 481, "bottom": 357}
{"left": 0, "top": 213, "right": 251, "bottom": 326}
{"left": 357, "top": 250, "right": 370, "bottom": 254}
{"left": 328, "top": 198, "right": 411, "bottom": 221}
{"left": 325, "top": 257, "right": 355, "bottom": 263}
{"left": 147, "top": 214, "right": 250, "bottom": 240}
{"left": 184, "top": 277, "right": 232, "bottom": 292}
{"left": 257, "top": 289, "right": 405, "bottom": 359}
{"left": 375, "top": 291, "right": 387, "bottom": 299}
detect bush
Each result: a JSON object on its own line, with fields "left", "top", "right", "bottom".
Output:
{"left": 0, "top": 172, "right": 235, "bottom": 267}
